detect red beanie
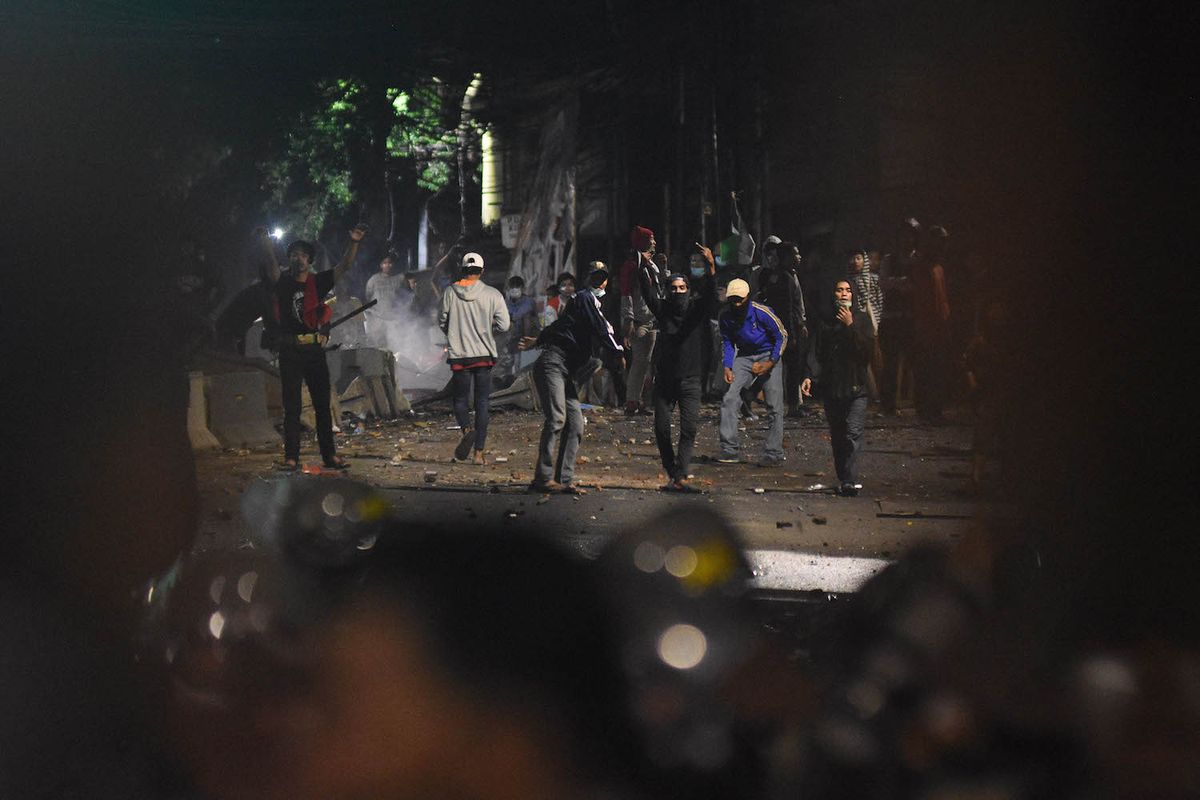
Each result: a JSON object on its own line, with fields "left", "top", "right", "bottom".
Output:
{"left": 630, "top": 225, "right": 654, "bottom": 251}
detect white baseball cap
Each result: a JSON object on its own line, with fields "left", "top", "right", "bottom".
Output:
{"left": 461, "top": 252, "right": 484, "bottom": 271}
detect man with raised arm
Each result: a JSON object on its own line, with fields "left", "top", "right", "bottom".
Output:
{"left": 258, "top": 223, "right": 367, "bottom": 471}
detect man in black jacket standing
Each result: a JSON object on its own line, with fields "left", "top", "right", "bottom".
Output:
{"left": 802, "top": 279, "right": 875, "bottom": 496}
{"left": 756, "top": 240, "right": 809, "bottom": 417}
{"left": 639, "top": 244, "right": 718, "bottom": 492}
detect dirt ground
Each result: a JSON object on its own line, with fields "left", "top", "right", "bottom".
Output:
{"left": 193, "top": 401, "right": 1008, "bottom": 572}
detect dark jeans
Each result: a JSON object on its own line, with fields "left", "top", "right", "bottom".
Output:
{"left": 824, "top": 393, "right": 869, "bottom": 484}
{"left": 533, "top": 348, "right": 584, "bottom": 485}
{"left": 450, "top": 365, "right": 493, "bottom": 451}
{"left": 279, "top": 343, "right": 336, "bottom": 462}
{"left": 653, "top": 375, "right": 702, "bottom": 481}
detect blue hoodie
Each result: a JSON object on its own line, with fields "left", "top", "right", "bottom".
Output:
{"left": 719, "top": 301, "right": 787, "bottom": 368}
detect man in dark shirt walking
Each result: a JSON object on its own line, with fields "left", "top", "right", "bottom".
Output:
{"left": 639, "top": 244, "right": 717, "bottom": 492}
{"left": 259, "top": 224, "right": 366, "bottom": 471}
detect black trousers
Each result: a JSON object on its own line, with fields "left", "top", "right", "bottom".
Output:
{"left": 653, "top": 375, "right": 702, "bottom": 482}
{"left": 279, "top": 343, "right": 336, "bottom": 462}
{"left": 781, "top": 333, "right": 806, "bottom": 410}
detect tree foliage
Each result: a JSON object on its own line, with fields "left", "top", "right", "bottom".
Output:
{"left": 259, "top": 75, "right": 476, "bottom": 242}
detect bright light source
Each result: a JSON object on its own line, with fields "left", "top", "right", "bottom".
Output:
{"left": 270, "top": 227, "right": 285, "bottom": 240}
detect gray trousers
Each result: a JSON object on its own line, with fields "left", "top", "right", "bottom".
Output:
{"left": 625, "top": 323, "right": 657, "bottom": 407}
{"left": 533, "top": 348, "right": 584, "bottom": 485}
{"left": 719, "top": 353, "right": 785, "bottom": 459}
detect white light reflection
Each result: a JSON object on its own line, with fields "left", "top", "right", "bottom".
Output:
{"left": 657, "top": 623, "right": 708, "bottom": 670}
{"left": 665, "top": 545, "right": 699, "bottom": 578}
{"left": 321, "top": 492, "right": 345, "bottom": 517}
{"left": 270, "top": 227, "right": 285, "bottom": 240}
{"left": 208, "top": 611, "right": 227, "bottom": 640}
{"left": 237, "top": 571, "right": 258, "bottom": 603}
{"left": 633, "top": 541, "right": 666, "bottom": 573}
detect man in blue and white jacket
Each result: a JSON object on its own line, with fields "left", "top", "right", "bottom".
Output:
{"left": 717, "top": 278, "right": 788, "bottom": 465}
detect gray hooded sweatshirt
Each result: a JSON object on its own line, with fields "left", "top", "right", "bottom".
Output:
{"left": 439, "top": 278, "right": 511, "bottom": 360}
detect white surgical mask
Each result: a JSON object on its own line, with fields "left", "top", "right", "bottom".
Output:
{"left": 592, "top": 287, "right": 605, "bottom": 299}
{"left": 507, "top": 288, "right": 523, "bottom": 300}
{"left": 689, "top": 266, "right": 706, "bottom": 278}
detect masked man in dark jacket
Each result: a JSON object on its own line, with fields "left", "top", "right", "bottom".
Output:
{"left": 802, "top": 279, "right": 876, "bottom": 496}
{"left": 639, "top": 244, "right": 718, "bottom": 492}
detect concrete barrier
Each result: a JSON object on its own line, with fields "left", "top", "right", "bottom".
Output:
{"left": 187, "top": 371, "right": 222, "bottom": 451}
{"left": 204, "top": 371, "right": 278, "bottom": 449}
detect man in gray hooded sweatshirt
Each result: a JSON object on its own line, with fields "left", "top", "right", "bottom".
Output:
{"left": 439, "top": 252, "right": 511, "bottom": 463}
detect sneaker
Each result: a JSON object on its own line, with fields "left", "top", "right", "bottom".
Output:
{"left": 758, "top": 456, "right": 786, "bottom": 468}
{"left": 838, "top": 482, "right": 860, "bottom": 497}
{"left": 453, "top": 428, "right": 474, "bottom": 461}
{"left": 715, "top": 454, "right": 742, "bottom": 464}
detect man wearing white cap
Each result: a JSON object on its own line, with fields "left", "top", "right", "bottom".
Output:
{"left": 439, "top": 251, "right": 510, "bottom": 464}
{"left": 716, "top": 278, "right": 788, "bottom": 466}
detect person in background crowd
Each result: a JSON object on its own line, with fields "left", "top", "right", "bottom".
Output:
{"left": 519, "top": 269, "right": 624, "bottom": 494}
{"left": 541, "top": 271, "right": 576, "bottom": 329}
{"left": 802, "top": 279, "right": 875, "bottom": 496}
{"left": 878, "top": 217, "right": 920, "bottom": 415}
{"left": 848, "top": 248, "right": 884, "bottom": 402}
{"left": 439, "top": 252, "right": 510, "bottom": 465}
{"left": 912, "top": 224, "right": 953, "bottom": 424}
{"left": 364, "top": 253, "right": 412, "bottom": 346}
{"left": 716, "top": 278, "right": 788, "bottom": 466}
{"left": 501, "top": 274, "right": 536, "bottom": 376}
{"left": 757, "top": 240, "right": 809, "bottom": 417}
{"left": 620, "top": 226, "right": 661, "bottom": 415}
{"left": 640, "top": 244, "right": 718, "bottom": 492}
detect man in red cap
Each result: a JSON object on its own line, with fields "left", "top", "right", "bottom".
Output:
{"left": 619, "top": 225, "right": 661, "bottom": 415}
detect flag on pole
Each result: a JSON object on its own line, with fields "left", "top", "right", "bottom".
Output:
{"left": 714, "top": 193, "right": 755, "bottom": 268}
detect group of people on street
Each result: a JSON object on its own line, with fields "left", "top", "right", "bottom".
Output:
{"left": 261, "top": 213, "right": 987, "bottom": 497}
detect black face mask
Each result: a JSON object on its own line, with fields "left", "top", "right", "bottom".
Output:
{"left": 668, "top": 292, "right": 689, "bottom": 310}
